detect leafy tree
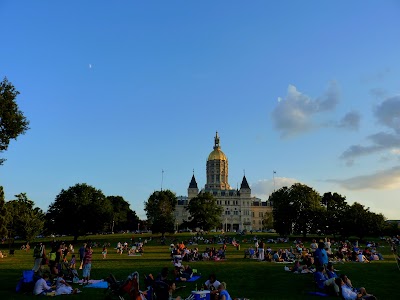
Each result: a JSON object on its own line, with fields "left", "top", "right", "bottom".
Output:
{"left": 46, "top": 183, "right": 113, "bottom": 242}
{"left": 290, "top": 184, "right": 323, "bottom": 237}
{"left": 0, "top": 78, "right": 30, "bottom": 165}
{"left": 344, "top": 202, "right": 375, "bottom": 240}
{"left": 0, "top": 186, "right": 9, "bottom": 237}
{"left": 185, "top": 192, "right": 223, "bottom": 231}
{"left": 5, "top": 193, "right": 44, "bottom": 242}
{"left": 321, "top": 192, "right": 349, "bottom": 237}
{"left": 272, "top": 183, "right": 322, "bottom": 237}
{"left": 144, "top": 190, "right": 177, "bottom": 236}
{"left": 369, "top": 212, "right": 386, "bottom": 237}
{"left": 383, "top": 222, "right": 400, "bottom": 237}
{"left": 271, "top": 186, "right": 297, "bottom": 236}
{"left": 262, "top": 211, "right": 274, "bottom": 229}
{"left": 107, "top": 196, "right": 139, "bottom": 232}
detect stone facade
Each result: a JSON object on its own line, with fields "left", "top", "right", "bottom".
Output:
{"left": 174, "top": 132, "right": 272, "bottom": 231}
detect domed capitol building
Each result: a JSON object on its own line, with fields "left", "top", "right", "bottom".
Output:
{"left": 174, "top": 132, "right": 273, "bottom": 232}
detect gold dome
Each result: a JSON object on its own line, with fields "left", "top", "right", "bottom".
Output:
{"left": 208, "top": 148, "right": 227, "bottom": 161}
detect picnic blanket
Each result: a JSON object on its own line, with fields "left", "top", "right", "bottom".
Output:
{"left": 308, "top": 291, "right": 329, "bottom": 297}
{"left": 84, "top": 280, "right": 108, "bottom": 289}
{"left": 187, "top": 275, "right": 201, "bottom": 282}
{"left": 175, "top": 275, "right": 201, "bottom": 282}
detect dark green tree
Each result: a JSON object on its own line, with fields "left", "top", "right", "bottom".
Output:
{"left": 185, "top": 192, "right": 223, "bottom": 231}
{"left": 272, "top": 183, "right": 322, "bottom": 237}
{"left": 46, "top": 183, "right": 113, "bottom": 242}
{"left": 0, "top": 78, "right": 30, "bottom": 165}
{"left": 0, "top": 186, "right": 9, "bottom": 237}
{"left": 107, "top": 196, "right": 139, "bottom": 232}
{"left": 144, "top": 190, "right": 177, "bottom": 236}
{"left": 344, "top": 202, "right": 375, "bottom": 240}
{"left": 321, "top": 192, "right": 349, "bottom": 237}
{"left": 5, "top": 193, "right": 44, "bottom": 242}
{"left": 289, "top": 183, "right": 323, "bottom": 237}
{"left": 271, "top": 186, "right": 297, "bottom": 236}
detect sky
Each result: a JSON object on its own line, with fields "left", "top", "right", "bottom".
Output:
{"left": 1, "top": 1, "right": 400, "bottom": 220}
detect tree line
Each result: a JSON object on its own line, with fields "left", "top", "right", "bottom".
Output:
{"left": 1, "top": 182, "right": 398, "bottom": 245}
{"left": 0, "top": 184, "right": 140, "bottom": 243}
{"left": 270, "top": 183, "right": 397, "bottom": 239}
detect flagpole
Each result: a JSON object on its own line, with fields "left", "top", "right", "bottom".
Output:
{"left": 161, "top": 169, "right": 164, "bottom": 191}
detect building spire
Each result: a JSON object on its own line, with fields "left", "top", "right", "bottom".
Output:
{"left": 214, "top": 131, "right": 220, "bottom": 150}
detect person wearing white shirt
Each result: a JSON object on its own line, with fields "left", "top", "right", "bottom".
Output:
{"left": 33, "top": 274, "right": 55, "bottom": 296}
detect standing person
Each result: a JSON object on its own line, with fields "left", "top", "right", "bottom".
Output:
{"left": 314, "top": 242, "right": 329, "bottom": 267}
{"left": 102, "top": 245, "right": 107, "bottom": 259}
{"left": 32, "top": 242, "right": 45, "bottom": 273}
{"left": 69, "top": 254, "right": 76, "bottom": 269}
{"left": 78, "top": 243, "right": 86, "bottom": 270}
{"left": 218, "top": 282, "right": 232, "bottom": 300}
{"left": 82, "top": 245, "right": 93, "bottom": 285}
{"left": 310, "top": 239, "right": 318, "bottom": 253}
{"left": 258, "top": 239, "right": 265, "bottom": 261}
{"left": 325, "top": 238, "right": 332, "bottom": 256}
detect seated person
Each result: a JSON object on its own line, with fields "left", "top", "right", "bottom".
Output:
{"left": 272, "top": 251, "right": 284, "bottom": 262}
{"left": 128, "top": 246, "right": 137, "bottom": 255}
{"left": 174, "top": 265, "right": 193, "bottom": 281}
{"left": 244, "top": 248, "right": 255, "bottom": 259}
{"left": 217, "top": 247, "right": 225, "bottom": 259}
{"left": 326, "top": 262, "right": 339, "bottom": 279}
{"left": 218, "top": 282, "right": 232, "bottom": 300}
{"left": 33, "top": 274, "right": 55, "bottom": 296}
{"left": 340, "top": 274, "right": 358, "bottom": 292}
{"left": 290, "top": 260, "right": 311, "bottom": 273}
{"left": 55, "top": 273, "right": 79, "bottom": 295}
{"left": 313, "top": 266, "right": 339, "bottom": 296}
{"left": 335, "top": 278, "right": 377, "bottom": 300}
{"left": 335, "top": 247, "right": 345, "bottom": 261}
{"left": 284, "top": 248, "right": 296, "bottom": 260}
{"left": 181, "top": 265, "right": 193, "bottom": 279}
{"left": 204, "top": 273, "right": 221, "bottom": 300}
{"left": 357, "top": 252, "right": 370, "bottom": 263}
{"left": 302, "top": 254, "right": 314, "bottom": 268}
{"left": 370, "top": 248, "right": 384, "bottom": 260}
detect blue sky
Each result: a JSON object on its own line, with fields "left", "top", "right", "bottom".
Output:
{"left": 1, "top": 1, "right": 400, "bottom": 220}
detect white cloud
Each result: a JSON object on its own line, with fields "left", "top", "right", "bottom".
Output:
{"left": 251, "top": 177, "right": 298, "bottom": 200}
{"left": 340, "top": 95, "right": 400, "bottom": 164}
{"left": 391, "top": 149, "right": 400, "bottom": 155}
{"left": 271, "top": 82, "right": 340, "bottom": 138}
{"left": 327, "top": 165, "right": 400, "bottom": 190}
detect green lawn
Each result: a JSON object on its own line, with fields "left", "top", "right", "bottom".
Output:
{"left": 1, "top": 233, "right": 399, "bottom": 299}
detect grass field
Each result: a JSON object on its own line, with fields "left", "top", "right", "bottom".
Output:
{"left": 1, "top": 233, "right": 399, "bottom": 300}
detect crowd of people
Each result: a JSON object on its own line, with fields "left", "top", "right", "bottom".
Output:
{"left": 170, "top": 241, "right": 227, "bottom": 263}
{"left": 115, "top": 239, "right": 146, "bottom": 255}
{"left": 244, "top": 237, "right": 384, "bottom": 265}
{"left": 8, "top": 234, "right": 397, "bottom": 299}
{"left": 140, "top": 267, "right": 232, "bottom": 300}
